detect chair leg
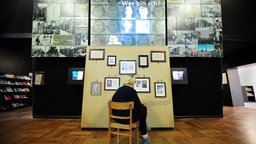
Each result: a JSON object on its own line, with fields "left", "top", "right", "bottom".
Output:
{"left": 129, "top": 129, "right": 132, "bottom": 144}
{"left": 117, "top": 128, "right": 120, "bottom": 144}
{"left": 136, "top": 128, "right": 140, "bottom": 144}
{"left": 108, "top": 128, "right": 112, "bottom": 144}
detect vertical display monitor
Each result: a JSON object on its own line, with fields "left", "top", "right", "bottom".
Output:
{"left": 67, "top": 67, "right": 85, "bottom": 85}
{"left": 171, "top": 67, "right": 188, "bottom": 84}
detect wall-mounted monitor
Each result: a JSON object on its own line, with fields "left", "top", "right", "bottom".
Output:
{"left": 67, "top": 67, "right": 85, "bottom": 85}
{"left": 171, "top": 67, "right": 188, "bottom": 84}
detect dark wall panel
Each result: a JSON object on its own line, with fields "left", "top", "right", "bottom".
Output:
{"left": 170, "top": 58, "right": 223, "bottom": 117}
{"left": 32, "top": 57, "right": 85, "bottom": 117}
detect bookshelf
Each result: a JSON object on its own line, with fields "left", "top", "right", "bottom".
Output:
{"left": 0, "top": 73, "right": 31, "bottom": 112}
{"left": 242, "top": 86, "right": 255, "bottom": 102}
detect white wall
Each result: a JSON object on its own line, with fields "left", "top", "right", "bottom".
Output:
{"left": 238, "top": 63, "right": 256, "bottom": 98}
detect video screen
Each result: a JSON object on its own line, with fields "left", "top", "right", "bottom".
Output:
{"left": 67, "top": 67, "right": 85, "bottom": 85}
{"left": 72, "top": 70, "right": 84, "bottom": 80}
{"left": 171, "top": 67, "right": 188, "bottom": 84}
{"left": 90, "top": 0, "right": 166, "bottom": 46}
{"left": 172, "top": 70, "right": 184, "bottom": 80}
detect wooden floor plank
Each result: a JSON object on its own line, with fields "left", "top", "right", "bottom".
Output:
{"left": 0, "top": 106, "right": 256, "bottom": 144}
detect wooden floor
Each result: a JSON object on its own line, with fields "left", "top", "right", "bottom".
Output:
{"left": 0, "top": 106, "right": 256, "bottom": 144}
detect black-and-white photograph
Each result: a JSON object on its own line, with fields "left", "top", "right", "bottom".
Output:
{"left": 169, "top": 44, "right": 186, "bottom": 57}
{"left": 61, "top": 3, "right": 75, "bottom": 17}
{"left": 151, "top": 35, "right": 166, "bottom": 46}
{"left": 151, "top": 5, "right": 165, "bottom": 19}
{"left": 106, "top": 5, "right": 121, "bottom": 19}
{"left": 91, "top": 5, "right": 106, "bottom": 19}
{"left": 106, "top": 20, "right": 121, "bottom": 34}
{"left": 201, "top": 5, "right": 222, "bottom": 18}
{"left": 90, "top": 35, "right": 106, "bottom": 46}
{"left": 151, "top": 20, "right": 165, "bottom": 34}
{"left": 32, "top": 46, "right": 46, "bottom": 57}
{"left": 91, "top": 20, "right": 106, "bottom": 34}
{"left": 75, "top": 3, "right": 89, "bottom": 17}
{"left": 33, "top": 3, "right": 47, "bottom": 21}
{"left": 74, "top": 27, "right": 88, "bottom": 46}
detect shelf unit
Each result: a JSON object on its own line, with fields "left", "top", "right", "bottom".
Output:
{"left": 0, "top": 73, "right": 31, "bottom": 112}
{"left": 242, "top": 86, "right": 255, "bottom": 102}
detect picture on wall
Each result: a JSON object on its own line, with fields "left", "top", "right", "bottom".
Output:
{"left": 31, "top": 1, "right": 89, "bottom": 57}
{"left": 134, "top": 77, "right": 150, "bottom": 93}
{"left": 167, "top": 1, "right": 223, "bottom": 57}
{"left": 104, "top": 77, "right": 120, "bottom": 90}
{"left": 150, "top": 51, "right": 166, "bottom": 62}
{"left": 119, "top": 60, "right": 136, "bottom": 75}
{"left": 154, "top": 82, "right": 166, "bottom": 98}
{"left": 107, "top": 55, "right": 116, "bottom": 66}
{"left": 89, "top": 49, "right": 105, "bottom": 60}
{"left": 91, "top": 82, "right": 102, "bottom": 95}
{"left": 138, "top": 55, "right": 149, "bottom": 67}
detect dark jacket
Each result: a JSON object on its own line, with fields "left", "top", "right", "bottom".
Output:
{"left": 111, "top": 85, "right": 143, "bottom": 122}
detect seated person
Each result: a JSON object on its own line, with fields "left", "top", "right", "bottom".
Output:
{"left": 111, "top": 75, "right": 150, "bottom": 144}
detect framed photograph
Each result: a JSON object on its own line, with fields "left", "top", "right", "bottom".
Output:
{"left": 155, "top": 82, "right": 166, "bottom": 98}
{"left": 107, "top": 55, "right": 116, "bottom": 66}
{"left": 89, "top": 49, "right": 105, "bottom": 60}
{"left": 150, "top": 51, "right": 166, "bottom": 62}
{"left": 119, "top": 60, "right": 136, "bottom": 75}
{"left": 138, "top": 55, "right": 149, "bottom": 67}
{"left": 91, "top": 82, "right": 102, "bottom": 95}
{"left": 134, "top": 77, "right": 150, "bottom": 93}
{"left": 104, "top": 77, "right": 120, "bottom": 90}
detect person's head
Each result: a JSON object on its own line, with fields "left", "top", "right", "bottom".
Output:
{"left": 139, "top": 6, "right": 149, "bottom": 19}
{"left": 93, "top": 21, "right": 105, "bottom": 33}
{"left": 152, "top": 6, "right": 164, "bottom": 18}
{"left": 108, "top": 34, "right": 119, "bottom": 44}
{"left": 124, "top": 6, "right": 133, "bottom": 17}
{"left": 123, "top": 75, "right": 136, "bottom": 87}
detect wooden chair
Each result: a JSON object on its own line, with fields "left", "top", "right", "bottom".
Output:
{"left": 108, "top": 100, "right": 140, "bottom": 144}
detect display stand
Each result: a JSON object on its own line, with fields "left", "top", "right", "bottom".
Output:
{"left": 0, "top": 73, "right": 31, "bottom": 112}
{"left": 81, "top": 46, "right": 174, "bottom": 128}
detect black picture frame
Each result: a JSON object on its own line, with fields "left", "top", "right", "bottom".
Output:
{"left": 154, "top": 82, "right": 166, "bottom": 98}
{"left": 138, "top": 55, "right": 149, "bottom": 67}
{"left": 150, "top": 51, "right": 166, "bottom": 62}
{"left": 107, "top": 55, "right": 116, "bottom": 66}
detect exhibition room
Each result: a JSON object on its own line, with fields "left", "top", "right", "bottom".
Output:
{"left": 0, "top": 0, "right": 256, "bottom": 144}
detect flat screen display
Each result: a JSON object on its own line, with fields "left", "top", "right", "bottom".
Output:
{"left": 90, "top": 0, "right": 166, "bottom": 46}
{"left": 171, "top": 67, "right": 188, "bottom": 84}
{"left": 67, "top": 67, "right": 85, "bottom": 85}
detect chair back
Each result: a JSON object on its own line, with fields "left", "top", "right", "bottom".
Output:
{"left": 107, "top": 100, "right": 140, "bottom": 144}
